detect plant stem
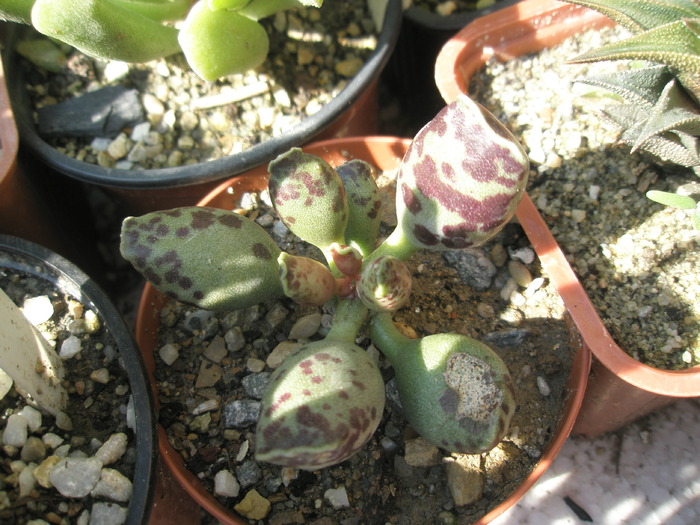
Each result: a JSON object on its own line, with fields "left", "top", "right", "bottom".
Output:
{"left": 325, "top": 298, "right": 368, "bottom": 343}
{"left": 365, "top": 227, "right": 418, "bottom": 264}
{"left": 369, "top": 312, "right": 413, "bottom": 363}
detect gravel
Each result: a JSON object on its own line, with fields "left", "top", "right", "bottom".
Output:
{"left": 0, "top": 264, "right": 141, "bottom": 524}
{"left": 471, "top": 24, "right": 700, "bottom": 370}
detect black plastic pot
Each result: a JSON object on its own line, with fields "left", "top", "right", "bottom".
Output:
{"left": 385, "top": 0, "right": 521, "bottom": 130}
{"left": 0, "top": 234, "right": 158, "bottom": 525}
{"left": 1, "top": 0, "right": 402, "bottom": 214}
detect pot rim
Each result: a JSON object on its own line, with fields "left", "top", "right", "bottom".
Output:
{"left": 135, "top": 135, "right": 590, "bottom": 525}
{"left": 0, "top": 234, "right": 158, "bottom": 525}
{"left": 1, "top": 0, "right": 402, "bottom": 190}
{"left": 434, "top": 0, "right": 700, "bottom": 396}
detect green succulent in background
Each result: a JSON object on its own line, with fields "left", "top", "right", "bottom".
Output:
{"left": 563, "top": 0, "right": 700, "bottom": 228}
{"left": 0, "top": 0, "right": 323, "bottom": 81}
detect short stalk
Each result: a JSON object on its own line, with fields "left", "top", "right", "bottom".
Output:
{"left": 324, "top": 298, "right": 368, "bottom": 343}
{"left": 365, "top": 228, "right": 418, "bottom": 265}
{"left": 369, "top": 312, "right": 413, "bottom": 363}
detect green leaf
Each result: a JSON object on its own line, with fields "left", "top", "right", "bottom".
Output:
{"left": 238, "top": 0, "right": 319, "bottom": 21}
{"left": 120, "top": 207, "right": 284, "bottom": 311}
{"left": 647, "top": 189, "right": 697, "bottom": 209}
{"left": 574, "top": 65, "right": 674, "bottom": 106}
{"left": 208, "top": 0, "right": 251, "bottom": 10}
{"left": 692, "top": 209, "right": 700, "bottom": 229}
{"left": 561, "top": 0, "right": 700, "bottom": 32}
{"left": 31, "top": 0, "right": 181, "bottom": 63}
{"left": 633, "top": 79, "right": 700, "bottom": 151}
{"left": 178, "top": 1, "right": 269, "bottom": 81}
{"left": 568, "top": 19, "right": 700, "bottom": 75}
{"left": 0, "top": 0, "right": 34, "bottom": 24}
{"left": 335, "top": 159, "right": 381, "bottom": 257}
{"left": 110, "top": 0, "right": 191, "bottom": 21}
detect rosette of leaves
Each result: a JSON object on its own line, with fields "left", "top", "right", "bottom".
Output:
{"left": 563, "top": 0, "right": 700, "bottom": 227}
{"left": 0, "top": 0, "right": 323, "bottom": 81}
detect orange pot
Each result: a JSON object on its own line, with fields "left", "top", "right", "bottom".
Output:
{"left": 134, "top": 136, "right": 590, "bottom": 524}
{"left": 434, "top": 0, "right": 700, "bottom": 438}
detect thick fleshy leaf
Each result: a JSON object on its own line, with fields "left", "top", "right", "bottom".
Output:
{"left": 31, "top": 0, "right": 181, "bottom": 63}
{"left": 268, "top": 148, "right": 349, "bottom": 251}
{"left": 562, "top": 0, "right": 700, "bottom": 32}
{"left": 335, "top": 159, "right": 382, "bottom": 257}
{"left": 120, "top": 207, "right": 284, "bottom": 311}
{"left": 111, "top": 0, "right": 191, "bottom": 21}
{"left": 393, "top": 94, "right": 529, "bottom": 251}
{"left": 278, "top": 252, "right": 336, "bottom": 306}
{"left": 256, "top": 339, "right": 385, "bottom": 470}
{"left": 647, "top": 189, "right": 697, "bottom": 209}
{"left": 357, "top": 256, "right": 412, "bottom": 312}
{"left": 240, "top": 0, "right": 323, "bottom": 20}
{"left": 179, "top": 1, "right": 269, "bottom": 81}
{"left": 370, "top": 314, "right": 515, "bottom": 453}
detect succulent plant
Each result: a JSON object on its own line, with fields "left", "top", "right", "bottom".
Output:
{"left": 0, "top": 0, "right": 323, "bottom": 81}
{"left": 563, "top": 0, "right": 700, "bottom": 227}
{"left": 120, "top": 93, "right": 529, "bottom": 470}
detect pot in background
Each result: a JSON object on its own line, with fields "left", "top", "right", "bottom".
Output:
{"left": 0, "top": 234, "right": 158, "bottom": 524}
{"left": 434, "top": 0, "right": 700, "bottom": 438}
{"left": 134, "top": 136, "right": 590, "bottom": 524}
{"left": 1, "top": 0, "right": 402, "bottom": 216}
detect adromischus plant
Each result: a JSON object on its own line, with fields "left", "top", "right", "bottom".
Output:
{"left": 120, "top": 94, "right": 530, "bottom": 470}
{"left": 0, "top": 0, "right": 322, "bottom": 81}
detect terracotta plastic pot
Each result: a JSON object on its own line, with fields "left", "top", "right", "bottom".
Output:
{"left": 1, "top": 0, "right": 402, "bottom": 215}
{"left": 434, "top": 0, "right": 700, "bottom": 438}
{"left": 134, "top": 136, "right": 590, "bottom": 524}
{"left": 0, "top": 234, "right": 158, "bottom": 525}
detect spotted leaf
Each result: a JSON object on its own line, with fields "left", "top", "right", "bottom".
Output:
{"left": 256, "top": 339, "right": 385, "bottom": 470}
{"left": 120, "top": 206, "right": 283, "bottom": 311}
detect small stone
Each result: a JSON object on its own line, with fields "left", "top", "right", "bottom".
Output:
{"left": 21, "top": 436, "right": 46, "bottom": 463}
{"left": 234, "top": 489, "right": 271, "bottom": 520}
{"left": 55, "top": 411, "right": 73, "bottom": 431}
{"left": 189, "top": 413, "right": 211, "bottom": 433}
{"left": 288, "top": 313, "right": 323, "bottom": 340}
{"left": 267, "top": 341, "right": 302, "bottom": 368}
{"left": 159, "top": 343, "right": 179, "bottom": 365}
{"left": 222, "top": 400, "right": 260, "bottom": 428}
{"left": 214, "top": 469, "right": 240, "bottom": 498}
{"left": 446, "top": 455, "right": 484, "bottom": 506}
{"left": 107, "top": 134, "right": 130, "bottom": 159}
{"left": 404, "top": 437, "right": 442, "bottom": 467}
{"left": 59, "top": 336, "right": 82, "bottom": 359}
{"left": 203, "top": 336, "right": 228, "bottom": 363}
{"left": 88, "top": 502, "right": 128, "bottom": 525}
{"left": 34, "top": 455, "right": 61, "bottom": 488}
{"left": 537, "top": 376, "right": 551, "bottom": 396}
{"left": 49, "top": 457, "right": 102, "bottom": 497}
{"left": 195, "top": 360, "right": 223, "bottom": 388}
{"left": 19, "top": 463, "right": 37, "bottom": 498}
{"left": 90, "top": 368, "right": 110, "bottom": 384}
{"left": 335, "top": 57, "right": 363, "bottom": 77}
{"left": 91, "top": 468, "right": 133, "bottom": 502}
{"left": 571, "top": 209, "right": 587, "bottom": 223}
{"left": 225, "top": 327, "right": 246, "bottom": 352}
{"left": 508, "top": 247, "right": 536, "bottom": 265}
{"left": 444, "top": 249, "right": 497, "bottom": 291}
{"left": 324, "top": 486, "right": 350, "bottom": 508}
{"left": 42, "top": 433, "right": 64, "bottom": 450}
{"left": 236, "top": 460, "right": 263, "bottom": 488}
{"left": 246, "top": 358, "right": 266, "bottom": 373}
{"left": 241, "top": 372, "right": 271, "bottom": 399}
{"left": 103, "top": 61, "right": 130, "bottom": 82}
{"left": 95, "top": 433, "right": 128, "bottom": 465}
{"left": 3, "top": 414, "right": 28, "bottom": 447}
{"left": 21, "top": 295, "right": 54, "bottom": 324}
{"left": 508, "top": 260, "right": 533, "bottom": 287}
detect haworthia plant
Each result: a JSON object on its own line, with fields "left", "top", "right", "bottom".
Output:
{"left": 255, "top": 339, "right": 385, "bottom": 470}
